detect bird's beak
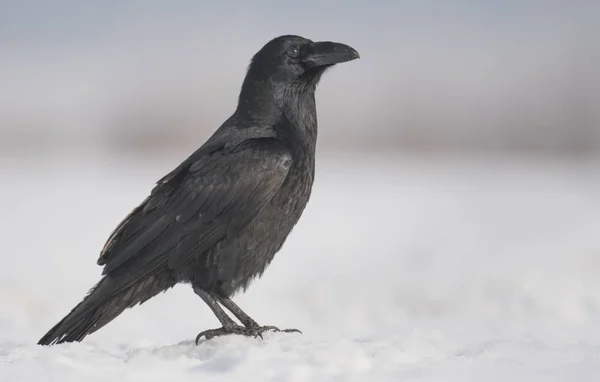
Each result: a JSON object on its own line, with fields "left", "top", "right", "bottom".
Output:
{"left": 302, "top": 41, "right": 360, "bottom": 68}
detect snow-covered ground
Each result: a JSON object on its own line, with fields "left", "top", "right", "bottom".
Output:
{"left": 1, "top": 152, "right": 600, "bottom": 381}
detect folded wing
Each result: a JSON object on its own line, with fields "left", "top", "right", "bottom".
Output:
{"left": 96, "top": 138, "right": 292, "bottom": 294}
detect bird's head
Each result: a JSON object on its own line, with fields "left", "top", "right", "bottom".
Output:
{"left": 244, "top": 35, "right": 360, "bottom": 87}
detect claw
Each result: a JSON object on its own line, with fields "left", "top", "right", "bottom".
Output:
{"left": 195, "top": 329, "right": 219, "bottom": 344}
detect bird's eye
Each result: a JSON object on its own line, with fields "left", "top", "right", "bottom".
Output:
{"left": 287, "top": 47, "right": 300, "bottom": 58}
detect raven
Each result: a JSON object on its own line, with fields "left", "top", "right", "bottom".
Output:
{"left": 38, "top": 35, "right": 359, "bottom": 345}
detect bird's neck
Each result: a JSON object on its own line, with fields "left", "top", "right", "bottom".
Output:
{"left": 236, "top": 80, "right": 281, "bottom": 125}
{"left": 236, "top": 80, "right": 319, "bottom": 147}
{"left": 280, "top": 86, "right": 318, "bottom": 149}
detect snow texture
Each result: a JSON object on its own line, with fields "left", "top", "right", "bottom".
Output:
{"left": 1, "top": 153, "right": 600, "bottom": 381}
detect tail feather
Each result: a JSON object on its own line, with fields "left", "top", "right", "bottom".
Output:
{"left": 38, "top": 278, "right": 119, "bottom": 345}
{"left": 38, "top": 274, "right": 173, "bottom": 345}
{"left": 38, "top": 302, "right": 106, "bottom": 344}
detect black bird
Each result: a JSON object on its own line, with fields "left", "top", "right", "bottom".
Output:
{"left": 38, "top": 34, "right": 359, "bottom": 345}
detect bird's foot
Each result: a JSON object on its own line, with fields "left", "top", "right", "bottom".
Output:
{"left": 195, "top": 324, "right": 302, "bottom": 344}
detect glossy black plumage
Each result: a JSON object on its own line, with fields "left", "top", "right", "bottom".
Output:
{"left": 38, "top": 35, "right": 359, "bottom": 345}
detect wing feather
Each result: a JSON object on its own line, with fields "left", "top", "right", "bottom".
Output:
{"left": 97, "top": 138, "right": 292, "bottom": 283}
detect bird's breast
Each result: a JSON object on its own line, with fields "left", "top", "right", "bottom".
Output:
{"left": 262, "top": 153, "right": 315, "bottom": 229}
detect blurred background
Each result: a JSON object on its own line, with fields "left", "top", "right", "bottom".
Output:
{"left": 2, "top": 0, "right": 600, "bottom": 358}
{"left": 1, "top": 0, "right": 600, "bottom": 158}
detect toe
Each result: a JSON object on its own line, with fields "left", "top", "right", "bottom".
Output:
{"left": 259, "top": 325, "right": 280, "bottom": 333}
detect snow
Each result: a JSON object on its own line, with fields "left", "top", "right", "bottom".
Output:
{"left": 1, "top": 152, "right": 600, "bottom": 381}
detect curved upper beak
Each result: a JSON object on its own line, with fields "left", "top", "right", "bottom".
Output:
{"left": 302, "top": 41, "right": 360, "bottom": 68}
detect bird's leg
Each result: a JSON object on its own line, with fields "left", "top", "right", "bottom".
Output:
{"left": 193, "top": 286, "right": 266, "bottom": 344}
{"left": 194, "top": 286, "right": 238, "bottom": 328}
{"left": 214, "top": 293, "right": 302, "bottom": 335}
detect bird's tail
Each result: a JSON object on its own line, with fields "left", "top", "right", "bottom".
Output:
{"left": 37, "top": 277, "right": 122, "bottom": 345}
{"left": 38, "top": 275, "right": 168, "bottom": 345}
